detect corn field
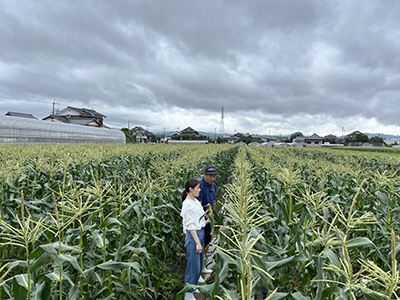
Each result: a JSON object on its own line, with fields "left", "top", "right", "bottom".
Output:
{"left": 2, "top": 144, "right": 400, "bottom": 300}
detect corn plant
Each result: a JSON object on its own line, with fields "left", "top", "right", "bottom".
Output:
{"left": 0, "top": 192, "right": 48, "bottom": 299}
{"left": 210, "top": 148, "right": 276, "bottom": 299}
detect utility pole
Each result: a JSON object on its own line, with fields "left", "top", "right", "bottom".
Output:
{"left": 163, "top": 127, "right": 166, "bottom": 144}
{"left": 52, "top": 99, "right": 57, "bottom": 115}
{"left": 219, "top": 106, "right": 225, "bottom": 137}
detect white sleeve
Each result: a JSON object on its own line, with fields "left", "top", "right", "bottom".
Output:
{"left": 183, "top": 207, "right": 198, "bottom": 231}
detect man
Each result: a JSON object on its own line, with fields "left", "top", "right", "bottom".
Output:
{"left": 197, "top": 165, "right": 217, "bottom": 276}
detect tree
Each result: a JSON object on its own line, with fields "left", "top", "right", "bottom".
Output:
{"left": 370, "top": 136, "right": 384, "bottom": 144}
{"left": 216, "top": 137, "right": 228, "bottom": 144}
{"left": 290, "top": 132, "right": 303, "bottom": 141}
{"left": 150, "top": 134, "right": 161, "bottom": 143}
{"left": 121, "top": 128, "right": 135, "bottom": 143}
{"left": 243, "top": 135, "right": 263, "bottom": 144}
{"left": 345, "top": 133, "right": 369, "bottom": 143}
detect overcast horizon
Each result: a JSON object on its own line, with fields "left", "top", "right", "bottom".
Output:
{"left": 1, "top": 1, "right": 400, "bottom": 137}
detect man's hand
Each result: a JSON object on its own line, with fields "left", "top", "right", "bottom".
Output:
{"left": 204, "top": 213, "right": 211, "bottom": 224}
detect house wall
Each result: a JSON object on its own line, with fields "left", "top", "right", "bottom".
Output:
{"left": 305, "top": 140, "right": 322, "bottom": 145}
{"left": 168, "top": 140, "right": 208, "bottom": 144}
{"left": 181, "top": 132, "right": 197, "bottom": 136}
{"left": 57, "top": 108, "right": 78, "bottom": 116}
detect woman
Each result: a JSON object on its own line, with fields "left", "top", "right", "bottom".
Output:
{"left": 181, "top": 178, "right": 209, "bottom": 300}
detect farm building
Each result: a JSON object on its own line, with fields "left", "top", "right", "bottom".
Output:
{"left": 0, "top": 116, "right": 125, "bottom": 144}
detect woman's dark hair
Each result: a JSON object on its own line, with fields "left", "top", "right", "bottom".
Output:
{"left": 181, "top": 178, "right": 200, "bottom": 201}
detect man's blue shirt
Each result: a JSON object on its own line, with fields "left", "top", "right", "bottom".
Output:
{"left": 198, "top": 177, "right": 217, "bottom": 212}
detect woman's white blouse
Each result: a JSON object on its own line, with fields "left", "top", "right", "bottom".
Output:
{"left": 181, "top": 198, "right": 206, "bottom": 233}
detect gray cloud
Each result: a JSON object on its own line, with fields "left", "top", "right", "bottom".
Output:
{"left": 1, "top": 0, "right": 400, "bottom": 136}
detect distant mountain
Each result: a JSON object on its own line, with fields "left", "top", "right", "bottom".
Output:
{"left": 364, "top": 133, "right": 400, "bottom": 140}
{"left": 153, "top": 130, "right": 400, "bottom": 140}
{"left": 337, "top": 133, "right": 400, "bottom": 140}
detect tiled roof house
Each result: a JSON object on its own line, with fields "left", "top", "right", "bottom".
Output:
{"left": 43, "top": 106, "right": 106, "bottom": 127}
{"left": 181, "top": 127, "right": 199, "bottom": 136}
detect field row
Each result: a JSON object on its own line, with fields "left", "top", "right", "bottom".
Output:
{"left": 204, "top": 147, "right": 400, "bottom": 300}
{"left": 0, "top": 144, "right": 237, "bottom": 300}
{"left": 2, "top": 145, "right": 400, "bottom": 299}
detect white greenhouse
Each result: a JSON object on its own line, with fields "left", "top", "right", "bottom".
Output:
{"left": 0, "top": 116, "right": 126, "bottom": 144}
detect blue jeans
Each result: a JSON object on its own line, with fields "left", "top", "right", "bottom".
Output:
{"left": 185, "top": 229, "right": 204, "bottom": 287}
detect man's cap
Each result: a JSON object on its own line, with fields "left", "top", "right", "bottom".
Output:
{"left": 204, "top": 165, "right": 218, "bottom": 175}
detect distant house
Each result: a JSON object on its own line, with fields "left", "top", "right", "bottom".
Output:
{"left": 43, "top": 106, "right": 106, "bottom": 127}
{"left": 346, "top": 131, "right": 364, "bottom": 138}
{"left": 305, "top": 133, "right": 323, "bottom": 145}
{"left": 181, "top": 127, "right": 199, "bottom": 136}
{"left": 295, "top": 133, "right": 323, "bottom": 146}
{"left": 294, "top": 136, "right": 305, "bottom": 144}
{"left": 5, "top": 111, "right": 37, "bottom": 119}
{"left": 129, "top": 126, "right": 153, "bottom": 143}
{"left": 171, "top": 131, "right": 181, "bottom": 137}
{"left": 228, "top": 132, "right": 245, "bottom": 144}
{"left": 43, "top": 115, "right": 103, "bottom": 127}
{"left": 324, "top": 134, "right": 337, "bottom": 144}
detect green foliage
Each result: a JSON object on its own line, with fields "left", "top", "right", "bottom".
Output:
{"left": 290, "top": 131, "right": 304, "bottom": 141}
{"left": 170, "top": 134, "right": 209, "bottom": 140}
{"left": 345, "top": 133, "right": 370, "bottom": 143}
{"left": 3, "top": 144, "right": 400, "bottom": 299}
{"left": 153, "top": 264, "right": 183, "bottom": 299}
{"left": 214, "top": 148, "right": 276, "bottom": 299}
{"left": 370, "top": 136, "right": 385, "bottom": 144}
{"left": 121, "top": 127, "right": 135, "bottom": 138}
{"left": 216, "top": 137, "right": 228, "bottom": 144}
{"left": 0, "top": 144, "right": 237, "bottom": 299}
{"left": 344, "top": 134, "right": 384, "bottom": 145}
{"left": 121, "top": 128, "right": 136, "bottom": 143}
{"left": 238, "top": 146, "right": 400, "bottom": 299}
{"left": 243, "top": 135, "right": 263, "bottom": 144}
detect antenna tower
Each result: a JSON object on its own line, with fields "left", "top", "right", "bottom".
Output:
{"left": 219, "top": 106, "right": 224, "bottom": 136}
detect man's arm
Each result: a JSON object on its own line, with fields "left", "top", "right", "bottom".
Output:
{"left": 213, "top": 183, "right": 217, "bottom": 211}
{"left": 197, "top": 188, "right": 205, "bottom": 206}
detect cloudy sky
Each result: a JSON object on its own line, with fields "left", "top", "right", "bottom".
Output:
{"left": 1, "top": 1, "right": 400, "bottom": 136}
